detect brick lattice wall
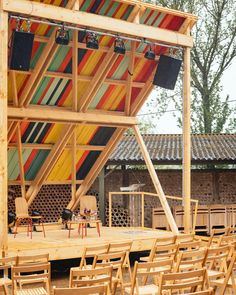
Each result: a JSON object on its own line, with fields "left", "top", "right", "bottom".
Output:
{"left": 8, "top": 170, "right": 236, "bottom": 226}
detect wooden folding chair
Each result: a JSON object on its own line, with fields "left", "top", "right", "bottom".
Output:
{"left": 210, "top": 252, "right": 236, "bottom": 295}
{"left": 207, "top": 227, "right": 230, "bottom": 247}
{"left": 79, "top": 244, "right": 109, "bottom": 269}
{"left": 142, "top": 243, "right": 178, "bottom": 265}
{"left": 176, "top": 233, "right": 195, "bottom": 243}
{"left": 174, "top": 248, "right": 207, "bottom": 272}
{"left": 203, "top": 244, "right": 232, "bottom": 281}
{"left": 53, "top": 284, "right": 110, "bottom": 295}
{"left": 124, "top": 259, "right": 173, "bottom": 295}
{"left": 158, "top": 268, "right": 210, "bottom": 294}
{"left": 69, "top": 265, "right": 112, "bottom": 293}
{"left": 140, "top": 235, "right": 177, "bottom": 262}
{"left": 176, "top": 240, "right": 202, "bottom": 254}
{"left": 217, "top": 234, "right": 236, "bottom": 248}
{"left": 92, "top": 251, "right": 126, "bottom": 294}
{"left": 14, "top": 197, "right": 45, "bottom": 239}
{"left": 12, "top": 262, "right": 51, "bottom": 295}
{"left": 0, "top": 256, "right": 17, "bottom": 295}
{"left": 108, "top": 241, "right": 132, "bottom": 285}
{"left": 16, "top": 253, "right": 49, "bottom": 265}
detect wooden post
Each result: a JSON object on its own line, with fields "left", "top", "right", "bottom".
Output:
{"left": 109, "top": 192, "right": 112, "bottom": 227}
{"left": 0, "top": 9, "right": 8, "bottom": 251}
{"left": 141, "top": 192, "right": 144, "bottom": 228}
{"left": 183, "top": 41, "right": 191, "bottom": 233}
{"left": 133, "top": 125, "right": 178, "bottom": 234}
{"left": 98, "top": 168, "right": 105, "bottom": 225}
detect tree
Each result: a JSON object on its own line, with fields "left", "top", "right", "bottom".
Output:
{"left": 144, "top": 0, "right": 236, "bottom": 133}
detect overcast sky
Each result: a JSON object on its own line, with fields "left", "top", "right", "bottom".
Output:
{"left": 138, "top": 59, "right": 236, "bottom": 134}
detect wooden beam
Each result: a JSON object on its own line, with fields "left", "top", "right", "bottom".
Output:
{"left": 125, "top": 41, "right": 136, "bottom": 115}
{"left": 132, "top": 125, "right": 178, "bottom": 234}
{"left": 7, "top": 121, "right": 18, "bottom": 144}
{"left": 8, "top": 106, "right": 137, "bottom": 127}
{"left": 0, "top": 8, "right": 8, "bottom": 251}
{"left": 3, "top": 0, "right": 194, "bottom": 47}
{"left": 26, "top": 125, "right": 75, "bottom": 206}
{"left": 8, "top": 143, "right": 106, "bottom": 151}
{"left": 71, "top": 131, "right": 77, "bottom": 205}
{"left": 16, "top": 123, "right": 26, "bottom": 198}
{"left": 9, "top": 180, "right": 83, "bottom": 185}
{"left": 72, "top": 30, "right": 78, "bottom": 112}
{"left": 69, "top": 128, "right": 126, "bottom": 210}
{"left": 182, "top": 35, "right": 191, "bottom": 233}
{"left": 79, "top": 49, "right": 117, "bottom": 111}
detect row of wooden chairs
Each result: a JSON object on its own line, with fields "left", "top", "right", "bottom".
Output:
{"left": 153, "top": 204, "right": 236, "bottom": 234}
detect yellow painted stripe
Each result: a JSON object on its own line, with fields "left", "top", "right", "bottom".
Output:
{"left": 44, "top": 124, "right": 64, "bottom": 144}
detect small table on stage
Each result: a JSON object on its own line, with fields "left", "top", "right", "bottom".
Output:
{"left": 68, "top": 219, "right": 101, "bottom": 239}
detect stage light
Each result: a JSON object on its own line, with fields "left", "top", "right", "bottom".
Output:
{"left": 86, "top": 33, "right": 99, "bottom": 49}
{"left": 144, "top": 44, "right": 155, "bottom": 60}
{"left": 114, "top": 38, "right": 126, "bottom": 55}
{"left": 55, "top": 25, "right": 70, "bottom": 45}
{"left": 8, "top": 212, "right": 16, "bottom": 234}
{"left": 61, "top": 208, "right": 72, "bottom": 230}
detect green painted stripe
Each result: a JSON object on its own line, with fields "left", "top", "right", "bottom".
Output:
{"left": 122, "top": 5, "right": 133, "bottom": 20}
{"left": 22, "top": 149, "right": 33, "bottom": 166}
{"left": 90, "top": 84, "right": 109, "bottom": 108}
{"left": 98, "top": 0, "right": 111, "bottom": 15}
{"left": 152, "top": 12, "right": 166, "bottom": 27}
{"left": 25, "top": 150, "right": 50, "bottom": 181}
{"left": 48, "top": 79, "right": 69, "bottom": 106}
{"left": 31, "top": 77, "right": 51, "bottom": 104}
{"left": 146, "top": 10, "right": 159, "bottom": 26}
{"left": 106, "top": 2, "right": 119, "bottom": 17}
{"left": 8, "top": 150, "right": 19, "bottom": 180}
{"left": 140, "top": 8, "right": 150, "bottom": 24}
{"left": 80, "top": 0, "right": 93, "bottom": 11}
{"left": 48, "top": 46, "right": 71, "bottom": 71}
{"left": 111, "top": 56, "right": 129, "bottom": 79}
{"left": 30, "top": 43, "right": 46, "bottom": 69}
{"left": 40, "top": 78, "right": 60, "bottom": 105}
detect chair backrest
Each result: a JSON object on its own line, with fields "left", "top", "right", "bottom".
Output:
{"left": 69, "top": 265, "right": 112, "bottom": 290}
{"left": 154, "top": 235, "right": 177, "bottom": 246}
{"left": 53, "top": 285, "right": 109, "bottom": 295}
{"left": 186, "top": 289, "right": 213, "bottom": 295}
{"left": 149, "top": 243, "right": 178, "bottom": 262}
{"left": 176, "top": 233, "right": 195, "bottom": 243}
{"left": 0, "top": 256, "right": 17, "bottom": 277}
{"left": 203, "top": 244, "right": 231, "bottom": 273}
{"left": 158, "top": 268, "right": 209, "bottom": 294}
{"left": 176, "top": 240, "right": 201, "bottom": 252}
{"left": 12, "top": 262, "right": 51, "bottom": 295}
{"left": 108, "top": 241, "right": 132, "bottom": 253}
{"left": 16, "top": 253, "right": 49, "bottom": 265}
{"left": 175, "top": 248, "right": 207, "bottom": 272}
{"left": 15, "top": 197, "right": 29, "bottom": 217}
{"left": 218, "top": 252, "right": 236, "bottom": 295}
{"left": 131, "top": 259, "right": 173, "bottom": 295}
{"left": 208, "top": 227, "right": 230, "bottom": 247}
{"left": 79, "top": 195, "right": 97, "bottom": 215}
{"left": 218, "top": 234, "right": 236, "bottom": 248}
{"left": 92, "top": 251, "right": 126, "bottom": 269}
{"left": 80, "top": 244, "right": 109, "bottom": 268}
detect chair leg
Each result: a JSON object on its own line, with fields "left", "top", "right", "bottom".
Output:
{"left": 40, "top": 219, "right": 46, "bottom": 237}
{"left": 14, "top": 218, "right": 20, "bottom": 238}
{"left": 96, "top": 222, "right": 101, "bottom": 237}
{"left": 29, "top": 218, "right": 33, "bottom": 239}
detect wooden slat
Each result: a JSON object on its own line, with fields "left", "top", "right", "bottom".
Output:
{"left": 8, "top": 106, "right": 137, "bottom": 127}
{"left": 0, "top": 8, "right": 8, "bottom": 251}
{"left": 26, "top": 125, "right": 75, "bottom": 205}
{"left": 133, "top": 125, "right": 178, "bottom": 234}
{"left": 16, "top": 123, "right": 26, "bottom": 198}
{"left": 8, "top": 143, "right": 106, "bottom": 151}
{"left": 2, "top": 0, "right": 194, "bottom": 47}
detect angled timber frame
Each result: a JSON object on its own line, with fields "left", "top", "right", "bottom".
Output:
{"left": 0, "top": 0, "right": 197, "bottom": 250}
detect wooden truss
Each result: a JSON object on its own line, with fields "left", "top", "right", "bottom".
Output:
{"left": 0, "top": 0, "right": 197, "bottom": 249}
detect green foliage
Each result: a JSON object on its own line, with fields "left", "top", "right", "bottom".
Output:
{"left": 144, "top": 0, "right": 236, "bottom": 133}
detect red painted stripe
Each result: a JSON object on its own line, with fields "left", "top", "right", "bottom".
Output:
{"left": 150, "top": 12, "right": 161, "bottom": 26}
{"left": 41, "top": 123, "right": 54, "bottom": 143}
{"left": 159, "top": 14, "right": 174, "bottom": 28}
{"left": 90, "top": 53, "right": 106, "bottom": 76}
{"left": 166, "top": 16, "right": 185, "bottom": 31}
{"left": 107, "top": 55, "right": 124, "bottom": 78}
{"left": 78, "top": 50, "right": 93, "bottom": 74}
{"left": 31, "top": 42, "right": 40, "bottom": 61}
{"left": 57, "top": 48, "right": 72, "bottom": 72}
{"left": 24, "top": 149, "right": 38, "bottom": 174}
{"left": 96, "top": 85, "right": 115, "bottom": 109}
{"left": 104, "top": 1, "right": 115, "bottom": 15}
{"left": 143, "top": 9, "right": 155, "bottom": 25}
{"left": 57, "top": 81, "right": 72, "bottom": 106}
{"left": 18, "top": 75, "right": 30, "bottom": 98}
{"left": 37, "top": 78, "right": 55, "bottom": 105}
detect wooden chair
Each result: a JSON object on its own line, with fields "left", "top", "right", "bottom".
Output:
{"left": 12, "top": 262, "right": 51, "bottom": 295}
{"left": 108, "top": 241, "right": 132, "bottom": 285}
{"left": 0, "top": 256, "right": 17, "bottom": 294}
{"left": 53, "top": 285, "right": 110, "bottom": 295}
{"left": 79, "top": 244, "right": 109, "bottom": 269}
{"left": 210, "top": 251, "right": 236, "bottom": 295}
{"left": 142, "top": 243, "right": 178, "bottom": 264}
{"left": 80, "top": 195, "right": 97, "bottom": 217}
{"left": 207, "top": 227, "right": 230, "bottom": 247}
{"left": 14, "top": 197, "right": 45, "bottom": 239}
{"left": 92, "top": 251, "right": 126, "bottom": 294}
{"left": 217, "top": 234, "right": 236, "bottom": 248}
{"left": 176, "top": 240, "right": 202, "bottom": 253}
{"left": 187, "top": 290, "right": 213, "bottom": 295}
{"left": 125, "top": 259, "right": 173, "bottom": 295}
{"left": 176, "top": 233, "right": 195, "bottom": 243}
{"left": 174, "top": 248, "right": 207, "bottom": 272}
{"left": 152, "top": 207, "right": 170, "bottom": 230}
{"left": 203, "top": 244, "right": 232, "bottom": 281}
{"left": 140, "top": 235, "right": 177, "bottom": 263}
{"left": 209, "top": 205, "right": 227, "bottom": 235}
{"left": 158, "top": 268, "right": 210, "bottom": 294}
{"left": 69, "top": 265, "right": 112, "bottom": 293}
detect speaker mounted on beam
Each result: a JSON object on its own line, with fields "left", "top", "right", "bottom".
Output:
{"left": 9, "top": 30, "right": 35, "bottom": 71}
{"left": 153, "top": 55, "right": 182, "bottom": 90}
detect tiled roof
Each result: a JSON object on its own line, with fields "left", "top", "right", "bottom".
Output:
{"left": 108, "top": 134, "right": 236, "bottom": 164}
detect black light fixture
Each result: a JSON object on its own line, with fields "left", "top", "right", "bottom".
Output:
{"left": 144, "top": 44, "right": 155, "bottom": 60}
{"left": 114, "top": 38, "right": 126, "bottom": 55}
{"left": 61, "top": 208, "right": 72, "bottom": 230}
{"left": 8, "top": 212, "right": 16, "bottom": 234}
{"left": 55, "top": 24, "right": 70, "bottom": 45}
{"left": 86, "top": 33, "right": 99, "bottom": 50}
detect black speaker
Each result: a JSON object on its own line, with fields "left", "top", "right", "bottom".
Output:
{"left": 10, "top": 30, "right": 35, "bottom": 71}
{"left": 153, "top": 55, "right": 182, "bottom": 90}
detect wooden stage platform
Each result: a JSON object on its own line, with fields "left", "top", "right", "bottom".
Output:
{"left": 8, "top": 225, "right": 172, "bottom": 261}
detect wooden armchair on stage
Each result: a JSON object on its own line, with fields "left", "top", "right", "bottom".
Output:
{"left": 14, "top": 197, "right": 46, "bottom": 239}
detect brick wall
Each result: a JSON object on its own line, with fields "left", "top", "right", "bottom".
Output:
{"left": 8, "top": 169, "right": 236, "bottom": 227}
